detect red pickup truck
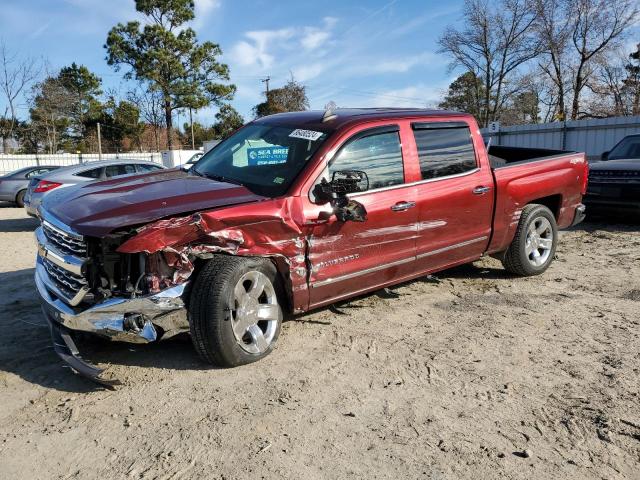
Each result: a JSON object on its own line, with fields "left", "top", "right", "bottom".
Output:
{"left": 34, "top": 108, "right": 588, "bottom": 385}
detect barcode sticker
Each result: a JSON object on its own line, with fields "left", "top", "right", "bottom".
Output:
{"left": 289, "top": 129, "right": 324, "bottom": 141}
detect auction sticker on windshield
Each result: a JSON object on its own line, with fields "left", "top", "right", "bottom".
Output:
{"left": 247, "top": 146, "right": 289, "bottom": 165}
{"left": 289, "top": 129, "right": 324, "bottom": 141}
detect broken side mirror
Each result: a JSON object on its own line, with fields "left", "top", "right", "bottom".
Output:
{"left": 312, "top": 170, "right": 368, "bottom": 222}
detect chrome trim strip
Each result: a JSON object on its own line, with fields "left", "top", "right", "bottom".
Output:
{"left": 416, "top": 236, "right": 489, "bottom": 259}
{"left": 310, "top": 236, "right": 489, "bottom": 288}
{"left": 39, "top": 209, "right": 84, "bottom": 240}
{"left": 310, "top": 256, "right": 415, "bottom": 288}
{"left": 35, "top": 227, "right": 86, "bottom": 276}
{"left": 36, "top": 256, "right": 90, "bottom": 306}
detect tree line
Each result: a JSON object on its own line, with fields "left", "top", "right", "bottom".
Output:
{"left": 0, "top": 0, "right": 309, "bottom": 154}
{"left": 438, "top": 0, "right": 640, "bottom": 126}
{"left": 1, "top": 0, "right": 638, "bottom": 153}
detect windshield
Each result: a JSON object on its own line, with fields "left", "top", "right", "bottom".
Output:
{"left": 608, "top": 136, "right": 640, "bottom": 160}
{"left": 193, "top": 123, "right": 330, "bottom": 197}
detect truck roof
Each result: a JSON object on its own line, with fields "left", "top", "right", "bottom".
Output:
{"left": 254, "top": 108, "right": 471, "bottom": 132}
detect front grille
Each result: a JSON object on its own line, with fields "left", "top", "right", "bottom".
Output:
{"left": 42, "top": 221, "right": 87, "bottom": 257}
{"left": 589, "top": 170, "right": 640, "bottom": 183}
{"left": 42, "top": 256, "right": 87, "bottom": 301}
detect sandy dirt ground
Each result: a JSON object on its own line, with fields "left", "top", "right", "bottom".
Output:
{"left": 0, "top": 203, "right": 638, "bottom": 480}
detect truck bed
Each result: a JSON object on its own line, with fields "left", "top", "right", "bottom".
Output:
{"left": 486, "top": 146, "right": 587, "bottom": 255}
{"left": 488, "top": 145, "right": 574, "bottom": 168}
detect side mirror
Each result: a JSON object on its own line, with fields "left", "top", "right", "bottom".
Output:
{"left": 601, "top": 151, "right": 609, "bottom": 161}
{"left": 312, "top": 170, "right": 368, "bottom": 222}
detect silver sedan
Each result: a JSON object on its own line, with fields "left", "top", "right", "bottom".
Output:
{"left": 0, "top": 166, "right": 61, "bottom": 207}
{"left": 23, "top": 159, "right": 164, "bottom": 217}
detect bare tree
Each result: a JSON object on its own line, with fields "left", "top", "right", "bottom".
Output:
{"left": 128, "top": 84, "right": 165, "bottom": 151}
{"left": 535, "top": 0, "right": 639, "bottom": 120}
{"left": 534, "top": 0, "right": 572, "bottom": 120}
{"left": 0, "top": 40, "right": 41, "bottom": 152}
{"left": 438, "top": 0, "right": 541, "bottom": 127}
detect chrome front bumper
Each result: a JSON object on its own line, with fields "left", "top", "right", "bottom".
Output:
{"left": 35, "top": 223, "right": 190, "bottom": 344}
{"left": 35, "top": 256, "right": 190, "bottom": 343}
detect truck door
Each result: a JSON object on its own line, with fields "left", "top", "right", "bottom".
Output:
{"left": 409, "top": 122, "right": 494, "bottom": 271}
{"left": 303, "top": 125, "right": 418, "bottom": 308}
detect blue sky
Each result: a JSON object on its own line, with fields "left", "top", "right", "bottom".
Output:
{"left": 1, "top": 0, "right": 465, "bottom": 125}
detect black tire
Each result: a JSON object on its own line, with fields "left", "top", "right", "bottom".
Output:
{"left": 15, "top": 189, "right": 26, "bottom": 208}
{"left": 502, "top": 204, "right": 558, "bottom": 276}
{"left": 189, "top": 255, "right": 283, "bottom": 367}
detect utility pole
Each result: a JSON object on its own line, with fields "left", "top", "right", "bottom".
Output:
{"left": 97, "top": 122, "right": 103, "bottom": 161}
{"left": 189, "top": 107, "right": 195, "bottom": 150}
{"left": 261, "top": 76, "right": 271, "bottom": 96}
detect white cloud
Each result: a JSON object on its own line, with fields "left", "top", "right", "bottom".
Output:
{"left": 193, "top": 0, "right": 221, "bottom": 28}
{"left": 292, "top": 63, "right": 326, "bottom": 82}
{"left": 229, "top": 28, "right": 294, "bottom": 69}
{"left": 301, "top": 30, "right": 331, "bottom": 51}
{"left": 194, "top": 0, "right": 220, "bottom": 17}
{"left": 300, "top": 17, "right": 338, "bottom": 51}
{"left": 371, "top": 53, "right": 443, "bottom": 74}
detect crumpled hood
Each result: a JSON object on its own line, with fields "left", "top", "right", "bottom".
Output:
{"left": 42, "top": 169, "right": 266, "bottom": 237}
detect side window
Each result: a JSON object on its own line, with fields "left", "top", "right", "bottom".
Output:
{"left": 76, "top": 168, "right": 102, "bottom": 178}
{"left": 76, "top": 168, "right": 102, "bottom": 179}
{"left": 329, "top": 130, "right": 404, "bottom": 191}
{"left": 25, "top": 169, "right": 40, "bottom": 178}
{"left": 105, "top": 164, "right": 137, "bottom": 178}
{"left": 136, "top": 164, "right": 162, "bottom": 172}
{"left": 413, "top": 126, "right": 477, "bottom": 180}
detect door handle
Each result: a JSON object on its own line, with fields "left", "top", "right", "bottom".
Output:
{"left": 391, "top": 201, "right": 416, "bottom": 211}
{"left": 472, "top": 186, "right": 492, "bottom": 195}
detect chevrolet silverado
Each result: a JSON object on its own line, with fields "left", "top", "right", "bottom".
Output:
{"left": 34, "top": 108, "right": 588, "bottom": 385}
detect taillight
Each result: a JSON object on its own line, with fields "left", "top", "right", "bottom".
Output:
{"left": 34, "top": 180, "right": 62, "bottom": 193}
{"left": 581, "top": 160, "right": 589, "bottom": 195}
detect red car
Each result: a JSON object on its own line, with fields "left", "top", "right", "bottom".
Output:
{"left": 34, "top": 109, "right": 588, "bottom": 385}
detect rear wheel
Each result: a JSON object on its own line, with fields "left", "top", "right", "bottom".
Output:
{"left": 502, "top": 204, "right": 557, "bottom": 276}
{"left": 189, "top": 255, "right": 283, "bottom": 367}
{"left": 15, "top": 189, "right": 26, "bottom": 208}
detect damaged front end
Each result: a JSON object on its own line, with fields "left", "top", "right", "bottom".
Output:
{"left": 35, "top": 200, "right": 309, "bottom": 385}
{"left": 35, "top": 211, "right": 192, "bottom": 385}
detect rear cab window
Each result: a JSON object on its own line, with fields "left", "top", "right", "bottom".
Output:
{"left": 412, "top": 122, "right": 477, "bottom": 180}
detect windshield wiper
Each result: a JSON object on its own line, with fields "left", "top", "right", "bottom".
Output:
{"left": 192, "top": 169, "right": 242, "bottom": 186}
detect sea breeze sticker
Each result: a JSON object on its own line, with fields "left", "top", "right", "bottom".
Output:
{"left": 289, "top": 129, "right": 324, "bottom": 141}
{"left": 247, "top": 146, "right": 289, "bottom": 165}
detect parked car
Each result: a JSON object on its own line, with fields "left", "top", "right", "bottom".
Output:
{"left": 24, "top": 159, "right": 165, "bottom": 217}
{"left": 0, "top": 166, "right": 61, "bottom": 207}
{"left": 584, "top": 134, "right": 640, "bottom": 212}
{"left": 182, "top": 152, "right": 203, "bottom": 169}
{"left": 33, "top": 108, "right": 588, "bottom": 385}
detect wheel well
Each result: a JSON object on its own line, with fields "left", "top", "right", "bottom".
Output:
{"left": 15, "top": 188, "right": 26, "bottom": 201}
{"left": 528, "top": 194, "right": 562, "bottom": 219}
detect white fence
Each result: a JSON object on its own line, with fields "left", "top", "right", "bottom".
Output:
{"left": 0, "top": 152, "right": 163, "bottom": 175}
{"left": 481, "top": 115, "right": 640, "bottom": 161}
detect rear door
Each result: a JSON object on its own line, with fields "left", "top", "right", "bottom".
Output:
{"left": 409, "top": 121, "right": 494, "bottom": 270}
{"left": 304, "top": 125, "right": 419, "bottom": 307}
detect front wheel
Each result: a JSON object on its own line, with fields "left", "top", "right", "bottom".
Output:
{"left": 502, "top": 204, "right": 558, "bottom": 276}
{"left": 189, "top": 255, "right": 283, "bottom": 367}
